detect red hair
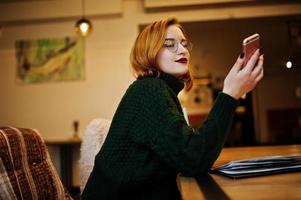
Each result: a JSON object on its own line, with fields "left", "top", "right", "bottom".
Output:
{"left": 130, "top": 17, "right": 193, "bottom": 91}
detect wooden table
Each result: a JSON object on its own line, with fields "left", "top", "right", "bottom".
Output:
{"left": 179, "top": 145, "right": 301, "bottom": 200}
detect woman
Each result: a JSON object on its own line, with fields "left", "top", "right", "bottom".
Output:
{"left": 82, "top": 17, "right": 264, "bottom": 200}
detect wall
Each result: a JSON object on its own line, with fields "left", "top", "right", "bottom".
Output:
{"left": 0, "top": 0, "right": 134, "bottom": 141}
{"left": 1, "top": 0, "right": 301, "bottom": 186}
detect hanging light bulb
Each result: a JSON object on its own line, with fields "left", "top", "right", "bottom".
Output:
{"left": 75, "top": 18, "right": 92, "bottom": 36}
{"left": 75, "top": 0, "right": 92, "bottom": 37}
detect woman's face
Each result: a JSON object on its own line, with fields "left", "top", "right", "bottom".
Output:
{"left": 157, "top": 25, "right": 191, "bottom": 77}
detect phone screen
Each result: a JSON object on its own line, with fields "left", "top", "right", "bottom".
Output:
{"left": 242, "top": 33, "right": 260, "bottom": 66}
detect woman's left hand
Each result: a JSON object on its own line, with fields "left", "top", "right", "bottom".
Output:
{"left": 222, "top": 49, "right": 264, "bottom": 100}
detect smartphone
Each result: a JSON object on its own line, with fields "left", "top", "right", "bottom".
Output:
{"left": 242, "top": 33, "right": 260, "bottom": 66}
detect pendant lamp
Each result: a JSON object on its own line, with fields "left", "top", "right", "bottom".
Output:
{"left": 75, "top": 0, "right": 92, "bottom": 36}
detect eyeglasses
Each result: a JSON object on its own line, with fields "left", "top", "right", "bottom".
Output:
{"left": 163, "top": 38, "right": 193, "bottom": 53}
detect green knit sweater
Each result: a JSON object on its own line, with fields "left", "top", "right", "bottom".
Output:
{"left": 82, "top": 72, "right": 238, "bottom": 200}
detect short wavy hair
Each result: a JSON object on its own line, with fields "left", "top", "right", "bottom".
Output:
{"left": 130, "top": 17, "right": 193, "bottom": 91}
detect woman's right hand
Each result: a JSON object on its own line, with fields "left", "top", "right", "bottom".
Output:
{"left": 222, "top": 49, "right": 264, "bottom": 100}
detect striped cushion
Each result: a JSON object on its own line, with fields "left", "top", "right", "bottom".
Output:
{"left": 0, "top": 127, "right": 72, "bottom": 200}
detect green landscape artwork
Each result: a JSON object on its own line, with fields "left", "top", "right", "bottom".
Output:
{"left": 16, "top": 37, "right": 85, "bottom": 84}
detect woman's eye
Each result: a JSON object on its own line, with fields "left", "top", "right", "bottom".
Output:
{"left": 164, "top": 39, "right": 176, "bottom": 47}
{"left": 164, "top": 41, "right": 175, "bottom": 47}
{"left": 164, "top": 44, "right": 175, "bottom": 48}
{"left": 181, "top": 41, "right": 188, "bottom": 47}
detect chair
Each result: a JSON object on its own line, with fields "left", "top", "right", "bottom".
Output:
{"left": 79, "top": 118, "right": 111, "bottom": 193}
{"left": 0, "top": 126, "right": 72, "bottom": 200}
{"left": 78, "top": 119, "right": 186, "bottom": 196}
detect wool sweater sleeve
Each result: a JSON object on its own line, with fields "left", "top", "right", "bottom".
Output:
{"left": 129, "top": 79, "right": 238, "bottom": 177}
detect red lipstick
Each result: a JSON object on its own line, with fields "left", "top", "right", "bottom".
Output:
{"left": 175, "top": 58, "right": 188, "bottom": 64}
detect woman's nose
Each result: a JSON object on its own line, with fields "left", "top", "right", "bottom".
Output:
{"left": 177, "top": 43, "right": 189, "bottom": 55}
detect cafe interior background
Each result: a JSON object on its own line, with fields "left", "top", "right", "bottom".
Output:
{"left": 0, "top": 0, "right": 300, "bottom": 198}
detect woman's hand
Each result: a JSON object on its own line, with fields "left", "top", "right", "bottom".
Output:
{"left": 223, "top": 49, "right": 264, "bottom": 100}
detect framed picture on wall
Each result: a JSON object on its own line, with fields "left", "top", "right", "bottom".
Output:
{"left": 15, "top": 37, "right": 85, "bottom": 84}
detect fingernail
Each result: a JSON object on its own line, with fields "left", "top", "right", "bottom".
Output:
{"left": 240, "top": 52, "right": 245, "bottom": 59}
